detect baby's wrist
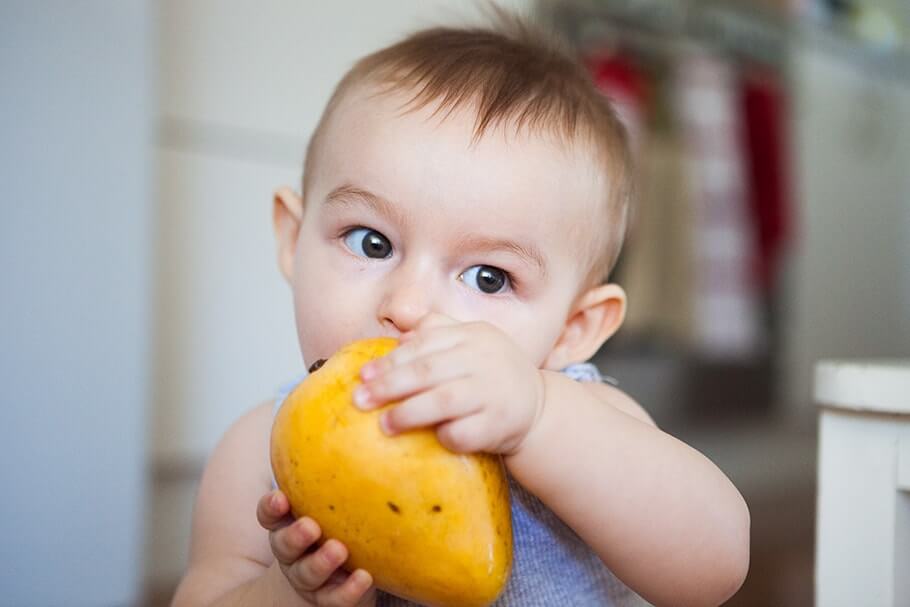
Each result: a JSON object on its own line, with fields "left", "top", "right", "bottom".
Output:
{"left": 504, "top": 369, "right": 555, "bottom": 460}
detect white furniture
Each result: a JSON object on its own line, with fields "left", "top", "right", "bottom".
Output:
{"left": 815, "top": 360, "right": 910, "bottom": 607}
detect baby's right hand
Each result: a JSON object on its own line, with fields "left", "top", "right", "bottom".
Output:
{"left": 257, "top": 490, "right": 376, "bottom": 607}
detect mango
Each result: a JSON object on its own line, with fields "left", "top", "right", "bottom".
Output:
{"left": 270, "top": 337, "right": 513, "bottom": 607}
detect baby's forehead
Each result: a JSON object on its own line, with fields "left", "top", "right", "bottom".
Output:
{"left": 327, "top": 86, "right": 606, "bottom": 203}
{"left": 315, "top": 83, "right": 614, "bottom": 274}
{"left": 330, "top": 81, "right": 601, "bottom": 160}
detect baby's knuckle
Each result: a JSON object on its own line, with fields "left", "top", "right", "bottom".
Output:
{"left": 370, "top": 377, "right": 391, "bottom": 398}
{"left": 270, "top": 532, "right": 292, "bottom": 563}
{"left": 289, "top": 560, "right": 321, "bottom": 592}
{"left": 284, "top": 566, "right": 307, "bottom": 592}
{"left": 289, "top": 577, "right": 316, "bottom": 597}
{"left": 434, "top": 386, "right": 455, "bottom": 413}
{"left": 316, "top": 544, "right": 342, "bottom": 572}
{"left": 413, "top": 357, "right": 434, "bottom": 382}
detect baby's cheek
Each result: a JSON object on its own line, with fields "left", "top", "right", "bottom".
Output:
{"left": 292, "top": 286, "right": 370, "bottom": 363}
{"left": 491, "top": 308, "right": 565, "bottom": 367}
{"left": 295, "top": 304, "right": 342, "bottom": 362}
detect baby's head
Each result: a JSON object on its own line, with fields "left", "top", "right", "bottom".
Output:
{"left": 274, "top": 12, "right": 633, "bottom": 371}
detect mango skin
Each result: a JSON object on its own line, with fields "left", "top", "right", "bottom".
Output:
{"left": 270, "top": 337, "right": 513, "bottom": 607}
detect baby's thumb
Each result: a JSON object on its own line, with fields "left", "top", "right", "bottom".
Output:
{"left": 256, "top": 490, "right": 291, "bottom": 531}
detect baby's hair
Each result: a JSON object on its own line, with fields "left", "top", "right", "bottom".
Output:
{"left": 303, "top": 6, "right": 634, "bottom": 285}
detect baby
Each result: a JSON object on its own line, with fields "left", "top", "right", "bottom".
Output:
{"left": 172, "top": 12, "right": 750, "bottom": 607}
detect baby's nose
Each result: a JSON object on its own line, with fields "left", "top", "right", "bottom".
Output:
{"left": 377, "top": 276, "right": 431, "bottom": 335}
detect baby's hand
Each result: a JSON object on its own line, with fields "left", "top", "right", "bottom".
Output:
{"left": 256, "top": 490, "right": 376, "bottom": 607}
{"left": 356, "top": 313, "right": 545, "bottom": 455}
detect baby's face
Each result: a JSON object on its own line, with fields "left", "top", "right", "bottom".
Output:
{"left": 286, "top": 86, "right": 607, "bottom": 369}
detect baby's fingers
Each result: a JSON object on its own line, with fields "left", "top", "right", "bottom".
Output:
{"left": 358, "top": 347, "right": 470, "bottom": 410}
{"left": 316, "top": 568, "right": 375, "bottom": 607}
{"left": 381, "top": 377, "right": 479, "bottom": 435}
{"left": 288, "top": 538, "right": 349, "bottom": 593}
{"left": 256, "top": 490, "right": 291, "bottom": 531}
{"left": 271, "top": 516, "right": 322, "bottom": 565}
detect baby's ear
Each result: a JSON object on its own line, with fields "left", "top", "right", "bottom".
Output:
{"left": 273, "top": 187, "right": 304, "bottom": 283}
{"left": 543, "top": 283, "right": 626, "bottom": 370}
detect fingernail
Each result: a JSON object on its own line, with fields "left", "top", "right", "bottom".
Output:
{"left": 353, "top": 385, "right": 371, "bottom": 409}
{"left": 353, "top": 569, "right": 371, "bottom": 587}
{"left": 270, "top": 491, "right": 281, "bottom": 510}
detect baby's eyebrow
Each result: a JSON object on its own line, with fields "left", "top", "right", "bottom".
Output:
{"left": 324, "top": 184, "right": 410, "bottom": 229}
{"left": 454, "top": 234, "right": 547, "bottom": 278}
{"left": 325, "top": 183, "right": 546, "bottom": 277}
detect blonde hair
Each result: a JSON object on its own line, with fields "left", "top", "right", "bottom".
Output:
{"left": 303, "top": 10, "right": 633, "bottom": 285}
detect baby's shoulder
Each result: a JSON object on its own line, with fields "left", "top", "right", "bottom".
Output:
{"left": 225, "top": 399, "right": 276, "bottom": 443}
{"left": 203, "top": 399, "right": 277, "bottom": 489}
{"left": 181, "top": 400, "right": 279, "bottom": 590}
{"left": 580, "top": 379, "right": 655, "bottom": 427}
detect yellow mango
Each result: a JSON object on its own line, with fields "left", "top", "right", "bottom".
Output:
{"left": 270, "top": 337, "right": 513, "bottom": 607}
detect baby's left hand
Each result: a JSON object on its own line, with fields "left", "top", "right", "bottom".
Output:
{"left": 354, "top": 313, "right": 545, "bottom": 455}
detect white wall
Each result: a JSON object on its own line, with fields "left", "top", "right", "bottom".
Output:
{"left": 784, "top": 38, "right": 910, "bottom": 422}
{"left": 0, "top": 2, "right": 154, "bottom": 605}
{"left": 151, "top": 0, "right": 532, "bottom": 588}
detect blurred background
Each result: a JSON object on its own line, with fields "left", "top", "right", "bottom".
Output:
{"left": 2, "top": 1, "right": 909, "bottom": 606}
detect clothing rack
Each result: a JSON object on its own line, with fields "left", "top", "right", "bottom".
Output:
{"left": 543, "top": 0, "right": 789, "bottom": 69}
{"left": 541, "top": 0, "right": 910, "bottom": 83}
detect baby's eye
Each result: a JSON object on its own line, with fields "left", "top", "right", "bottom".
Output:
{"left": 460, "top": 265, "right": 510, "bottom": 294}
{"left": 343, "top": 227, "right": 392, "bottom": 259}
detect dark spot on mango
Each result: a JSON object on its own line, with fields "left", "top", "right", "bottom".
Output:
{"left": 432, "top": 505, "right": 442, "bottom": 513}
{"left": 329, "top": 505, "right": 335, "bottom": 511}
{"left": 308, "top": 359, "right": 327, "bottom": 373}
{"left": 387, "top": 501, "right": 401, "bottom": 514}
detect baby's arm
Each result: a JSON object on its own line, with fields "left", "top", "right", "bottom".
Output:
{"left": 505, "top": 373, "right": 751, "bottom": 607}
{"left": 356, "top": 313, "right": 749, "bottom": 606}
{"left": 170, "top": 403, "right": 374, "bottom": 607}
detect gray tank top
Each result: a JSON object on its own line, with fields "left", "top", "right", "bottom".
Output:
{"left": 271, "top": 363, "right": 642, "bottom": 607}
